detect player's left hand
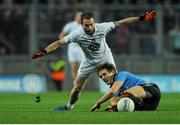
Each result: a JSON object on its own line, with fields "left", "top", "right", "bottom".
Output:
{"left": 104, "top": 105, "right": 114, "bottom": 111}
{"left": 143, "top": 10, "right": 156, "bottom": 21}
{"left": 90, "top": 103, "right": 101, "bottom": 112}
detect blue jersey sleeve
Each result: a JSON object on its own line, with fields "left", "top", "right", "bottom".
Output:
{"left": 115, "top": 71, "right": 127, "bottom": 82}
{"left": 114, "top": 71, "right": 145, "bottom": 96}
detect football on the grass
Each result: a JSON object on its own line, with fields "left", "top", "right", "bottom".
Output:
{"left": 117, "top": 97, "right": 135, "bottom": 112}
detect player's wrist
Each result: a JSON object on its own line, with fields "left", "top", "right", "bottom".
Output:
{"left": 41, "top": 49, "right": 47, "bottom": 54}
{"left": 139, "top": 16, "right": 144, "bottom": 21}
{"left": 96, "top": 101, "right": 101, "bottom": 106}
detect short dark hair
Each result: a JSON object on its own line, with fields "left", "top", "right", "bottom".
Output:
{"left": 96, "top": 63, "right": 116, "bottom": 73}
{"left": 81, "top": 12, "right": 93, "bottom": 23}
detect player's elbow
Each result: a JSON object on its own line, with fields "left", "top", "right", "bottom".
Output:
{"left": 59, "top": 34, "right": 64, "bottom": 39}
{"left": 111, "top": 89, "right": 118, "bottom": 95}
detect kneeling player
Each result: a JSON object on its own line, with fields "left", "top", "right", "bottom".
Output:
{"left": 90, "top": 63, "right": 161, "bottom": 112}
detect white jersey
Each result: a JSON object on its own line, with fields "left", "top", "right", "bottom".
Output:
{"left": 64, "top": 22, "right": 115, "bottom": 60}
{"left": 62, "top": 21, "right": 81, "bottom": 47}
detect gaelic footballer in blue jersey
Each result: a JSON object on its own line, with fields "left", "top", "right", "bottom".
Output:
{"left": 90, "top": 63, "right": 161, "bottom": 112}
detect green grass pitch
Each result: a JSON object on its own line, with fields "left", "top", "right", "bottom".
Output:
{"left": 0, "top": 92, "right": 180, "bottom": 124}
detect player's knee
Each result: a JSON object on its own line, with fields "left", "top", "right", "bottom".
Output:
{"left": 130, "top": 96, "right": 143, "bottom": 107}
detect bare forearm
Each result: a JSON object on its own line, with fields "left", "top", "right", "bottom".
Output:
{"left": 114, "top": 16, "right": 140, "bottom": 27}
{"left": 96, "top": 91, "right": 114, "bottom": 105}
{"left": 96, "top": 82, "right": 123, "bottom": 105}
{"left": 32, "top": 38, "right": 66, "bottom": 59}
{"left": 45, "top": 39, "right": 64, "bottom": 53}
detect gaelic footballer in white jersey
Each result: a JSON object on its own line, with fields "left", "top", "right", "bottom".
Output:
{"left": 64, "top": 22, "right": 116, "bottom": 77}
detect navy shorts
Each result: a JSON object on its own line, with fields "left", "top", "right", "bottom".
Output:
{"left": 138, "top": 83, "right": 161, "bottom": 111}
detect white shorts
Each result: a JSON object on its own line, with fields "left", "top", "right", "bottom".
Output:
{"left": 68, "top": 43, "right": 83, "bottom": 62}
{"left": 77, "top": 52, "right": 116, "bottom": 77}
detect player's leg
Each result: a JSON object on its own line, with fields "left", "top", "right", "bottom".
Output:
{"left": 124, "top": 86, "right": 146, "bottom": 98}
{"left": 117, "top": 86, "right": 147, "bottom": 110}
{"left": 54, "top": 57, "right": 95, "bottom": 111}
{"left": 54, "top": 76, "right": 88, "bottom": 111}
{"left": 138, "top": 83, "right": 161, "bottom": 110}
{"left": 121, "top": 84, "right": 161, "bottom": 111}
{"left": 109, "top": 86, "right": 146, "bottom": 103}
{"left": 68, "top": 56, "right": 98, "bottom": 109}
{"left": 70, "top": 62, "right": 80, "bottom": 81}
{"left": 68, "top": 75, "right": 88, "bottom": 107}
{"left": 106, "top": 86, "right": 145, "bottom": 111}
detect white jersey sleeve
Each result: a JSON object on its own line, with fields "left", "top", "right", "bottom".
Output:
{"left": 98, "top": 22, "right": 115, "bottom": 34}
{"left": 63, "top": 29, "right": 81, "bottom": 44}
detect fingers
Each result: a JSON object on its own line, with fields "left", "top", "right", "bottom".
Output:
{"left": 32, "top": 52, "right": 40, "bottom": 59}
{"left": 32, "top": 56, "right": 37, "bottom": 59}
{"left": 97, "top": 104, "right": 100, "bottom": 109}
{"left": 150, "top": 10, "right": 156, "bottom": 14}
{"left": 90, "top": 107, "right": 97, "bottom": 112}
{"left": 90, "top": 104, "right": 100, "bottom": 112}
{"left": 90, "top": 106, "right": 98, "bottom": 112}
{"left": 148, "top": 10, "right": 156, "bottom": 13}
{"left": 32, "top": 50, "right": 47, "bottom": 59}
{"left": 104, "top": 105, "right": 112, "bottom": 111}
{"left": 32, "top": 52, "right": 44, "bottom": 59}
{"left": 149, "top": 10, "right": 156, "bottom": 17}
{"left": 144, "top": 10, "right": 157, "bottom": 21}
{"left": 32, "top": 53, "right": 38, "bottom": 59}
{"left": 148, "top": 10, "right": 156, "bottom": 16}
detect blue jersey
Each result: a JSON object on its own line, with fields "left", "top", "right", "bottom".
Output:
{"left": 114, "top": 71, "right": 145, "bottom": 96}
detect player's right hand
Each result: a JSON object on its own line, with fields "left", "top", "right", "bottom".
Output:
{"left": 32, "top": 49, "right": 47, "bottom": 59}
{"left": 90, "top": 103, "right": 101, "bottom": 112}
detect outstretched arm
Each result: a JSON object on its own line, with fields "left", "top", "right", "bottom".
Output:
{"left": 32, "top": 38, "right": 66, "bottom": 59}
{"left": 113, "top": 10, "right": 156, "bottom": 27}
{"left": 90, "top": 89, "right": 114, "bottom": 112}
{"left": 90, "top": 82, "right": 123, "bottom": 111}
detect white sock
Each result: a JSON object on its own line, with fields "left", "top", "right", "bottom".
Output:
{"left": 67, "top": 102, "right": 74, "bottom": 109}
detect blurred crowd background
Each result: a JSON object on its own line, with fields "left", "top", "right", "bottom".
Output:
{"left": 0, "top": 0, "right": 180, "bottom": 91}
